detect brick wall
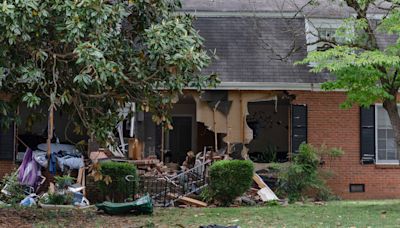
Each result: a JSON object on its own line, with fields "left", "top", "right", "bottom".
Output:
{"left": 291, "top": 91, "right": 400, "bottom": 199}
{"left": 0, "top": 160, "right": 16, "bottom": 178}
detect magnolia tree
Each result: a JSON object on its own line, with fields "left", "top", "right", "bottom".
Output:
{"left": 0, "top": 0, "right": 217, "bottom": 143}
{"left": 297, "top": 0, "right": 400, "bottom": 157}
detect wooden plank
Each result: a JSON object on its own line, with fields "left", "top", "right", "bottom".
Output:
{"left": 47, "top": 106, "right": 54, "bottom": 164}
{"left": 178, "top": 196, "right": 207, "bottom": 207}
{"left": 77, "top": 167, "right": 84, "bottom": 185}
{"left": 253, "top": 174, "right": 267, "bottom": 189}
{"left": 253, "top": 174, "right": 279, "bottom": 201}
{"left": 258, "top": 187, "right": 279, "bottom": 202}
{"left": 167, "top": 193, "right": 207, "bottom": 207}
{"left": 82, "top": 168, "right": 86, "bottom": 196}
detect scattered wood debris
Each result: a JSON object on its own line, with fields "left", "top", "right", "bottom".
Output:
{"left": 167, "top": 193, "right": 207, "bottom": 207}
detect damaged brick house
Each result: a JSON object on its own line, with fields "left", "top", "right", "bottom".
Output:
{"left": 136, "top": 0, "right": 400, "bottom": 200}
{"left": 0, "top": 0, "right": 398, "bottom": 200}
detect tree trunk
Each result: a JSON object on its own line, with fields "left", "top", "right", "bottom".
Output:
{"left": 383, "top": 98, "right": 400, "bottom": 162}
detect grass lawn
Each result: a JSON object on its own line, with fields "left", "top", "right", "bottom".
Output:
{"left": 3, "top": 200, "right": 400, "bottom": 227}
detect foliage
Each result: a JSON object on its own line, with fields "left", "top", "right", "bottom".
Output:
{"left": 276, "top": 143, "right": 343, "bottom": 203}
{"left": 297, "top": 1, "right": 400, "bottom": 155}
{"left": 205, "top": 160, "right": 254, "bottom": 206}
{"left": 0, "top": 0, "right": 218, "bottom": 144}
{"left": 41, "top": 192, "right": 73, "bottom": 205}
{"left": 0, "top": 170, "right": 25, "bottom": 204}
{"left": 88, "top": 161, "right": 110, "bottom": 184}
{"left": 54, "top": 175, "right": 75, "bottom": 189}
{"left": 96, "top": 161, "right": 138, "bottom": 202}
{"left": 298, "top": 8, "right": 400, "bottom": 108}
{"left": 12, "top": 200, "right": 400, "bottom": 227}
{"left": 250, "top": 144, "right": 277, "bottom": 163}
{"left": 265, "top": 200, "right": 280, "bottom": 207}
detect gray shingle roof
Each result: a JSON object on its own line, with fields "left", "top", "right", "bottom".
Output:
{"left": 194, "top": 17, "right": 329, "bottom": 83}
{"left": 182, "top": 0, "right": 388, "bottom": 18}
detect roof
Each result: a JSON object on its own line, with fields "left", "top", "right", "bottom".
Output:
{"left": 182, "top": 0, "right": 388, "bottom": 18}
{"left": 195, "top": 17, "right": 331, "bottom": 84}
{"left": 187, "top": 1, "right": 395, "bottom": 87}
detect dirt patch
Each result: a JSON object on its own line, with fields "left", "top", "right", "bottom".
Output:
{"left": 0, "top": 207, "right": 152, "bottom": 228}
{"left": 0, "top": 208, "right": 97, "bottom": 228}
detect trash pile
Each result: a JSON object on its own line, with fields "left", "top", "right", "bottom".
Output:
{"left": 0, "top": 142, "right": 88, "bottom": 209}
{"left": 0, "top": 136, "right": 280, "bottom": 211}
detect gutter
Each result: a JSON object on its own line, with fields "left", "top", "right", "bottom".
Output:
{"left": 184, "top": 82, "right": 331, "bottom": 91}
{"left": 176, "top": 11, "right": 387, "bottom": 19}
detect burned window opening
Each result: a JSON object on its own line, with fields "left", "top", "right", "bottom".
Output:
{"left": 246, "top": 98, "right": 290, "bottom": 163}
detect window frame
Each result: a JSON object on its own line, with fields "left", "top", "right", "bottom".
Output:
{"left": 375, "top": 104, "right": 400, "bottom": 165}
{"left": 305, "top": 18, "right": 344, "bottom": 53}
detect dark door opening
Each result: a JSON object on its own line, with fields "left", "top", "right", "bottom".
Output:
{"left": 169, "top": 116, "right": 192, "bottom": 164}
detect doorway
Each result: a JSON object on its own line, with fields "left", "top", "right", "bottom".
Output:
{"left": 169, "top": 116, "right": 192, "bottom": 164}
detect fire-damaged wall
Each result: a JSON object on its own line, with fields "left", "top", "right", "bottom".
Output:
{"left": 190, "top": 90, "right": 279, "bottom": 158}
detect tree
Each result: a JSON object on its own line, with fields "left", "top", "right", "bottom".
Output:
{"left": 0, "top": 0, "right": 217, "bottom": 144}
{"left": 297, "top": 0, "right": 400, "bottom": 158}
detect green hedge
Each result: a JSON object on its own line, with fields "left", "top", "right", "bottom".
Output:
{"left": 97, "top": 161, "right": 138, "bottom": 202}
{"left": 207, "top": 160, "right": 254, "bottom": 206}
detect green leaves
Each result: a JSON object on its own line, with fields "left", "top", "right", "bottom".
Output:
{"left": 73, "top": 74, "right": 92, "bottom": 88}
{"left": 22, "top": 92, "right": 41, "bottom": 108}
{"left": 0, "top": 0, "right": 218, "bottom": 144}
{"left": 299, "top": 12, "right": 400, "bottom": 108}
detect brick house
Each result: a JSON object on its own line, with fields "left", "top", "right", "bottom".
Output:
{"left": 136, "top": 0, "right": 400, "bottom": 200}
{"left": 0, "top": 0, "right": 399, "bottom": 200}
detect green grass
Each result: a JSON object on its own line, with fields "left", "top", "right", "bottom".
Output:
{"left": 9, "top": 200, "right": 400, "bottom": 227}
{"left": 117, "top": 200, "right": 400, "bottom": 228}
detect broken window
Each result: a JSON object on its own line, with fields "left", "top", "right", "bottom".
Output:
{"left": 246, "top": 98, "right": 290, "bottom": 163}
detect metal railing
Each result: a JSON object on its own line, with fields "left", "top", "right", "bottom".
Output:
{"left": 138, "top": 160, "right": 211, "bottom": 207}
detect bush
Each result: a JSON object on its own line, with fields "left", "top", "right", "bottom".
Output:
{"left": 97, "top": 161, "right": 138, "bottom": 202}
{"left": 54, "top": 175, "right": 75, "bottom": 189}
{"left": 206, "top": 160, "right": 254, "bottom": 206}
{"left": 41, "top": 192, "right": 74, "bottom": 205}
{"left": 0, "top": 170, "right": 25, "bottom": 205}
{"left": 277, "top": 143, "right": 343, "bottom": 203}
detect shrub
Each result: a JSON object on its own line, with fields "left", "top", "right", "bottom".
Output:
{"left": 0, "top": 170, "right": 25, "bottom": 205}
{"left": 42, "top": 192, "right": 73, "bottom": 205}
{"left": 206, "top": 160, "right": 254, "bottom": 206}
{"left": 97, "top": 161, "right": 138, "bottom": 202}
{"left": 277, "top": 143, "right": 343, "bottom": 203}
{"left": 54, "top": 175, "right": 75, "bottom": 189}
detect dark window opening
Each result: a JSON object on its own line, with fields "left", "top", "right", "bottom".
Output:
{"left": 247, "top": 97, "right": 290, "bottom": 163}
{"left": 349, "top": 184, "right": 365, "bottom": 193}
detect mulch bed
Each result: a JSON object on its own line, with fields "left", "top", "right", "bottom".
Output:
{"left": 0, "top": 207, "right": 150, "bottom": 228}
{"left": 0, "top": 208, "right": 96, "bottom": 228}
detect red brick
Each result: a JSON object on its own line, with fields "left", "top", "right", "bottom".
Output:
{"left": 291, "top": 91, "right": 400, "bottom": 199}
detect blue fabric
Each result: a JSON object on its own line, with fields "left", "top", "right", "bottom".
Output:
{"left": 49, "top": 152, "right": 57, "bottom": 175}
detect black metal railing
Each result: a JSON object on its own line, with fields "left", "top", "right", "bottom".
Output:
{"left": 138, "top": 160, "right": 211, "bottom": 207}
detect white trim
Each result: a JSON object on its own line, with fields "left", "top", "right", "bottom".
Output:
{"left": 305, "top": 18, "right": 344, "bottom": 53}
{"left": 375, "top": 104, "right": 379, "bottom": 163}
{"left": 375, "top": 104, "right": 400, "bottom": 164}
{"left": 177, "top": 11, "right": 302, "bottom": 18}
{"left": 375, "top": 161, "right": 400, "bottom": 165}
{"left": 177, "top": 11, "right": 388, "bottom": 19}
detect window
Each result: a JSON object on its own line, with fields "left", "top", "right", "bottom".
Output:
{"left": 305, "top": 19, "right": 345, "bottom": 53}
{"left": 376, "top": 105, "right": 398, "bottom": 164}
{"left": 349, "top": 184, "right": 365, "bottom": 193}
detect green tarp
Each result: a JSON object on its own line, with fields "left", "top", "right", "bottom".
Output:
{"left": 96, "top": 194, "right": 153, "bottom": 215}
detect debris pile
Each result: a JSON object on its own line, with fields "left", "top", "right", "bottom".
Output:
{"left": 1, "top": 135, "right": 280, "bottom": 210}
